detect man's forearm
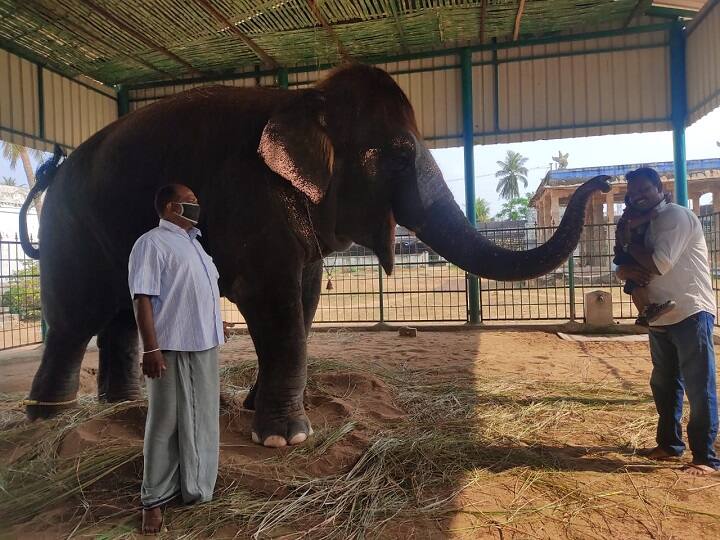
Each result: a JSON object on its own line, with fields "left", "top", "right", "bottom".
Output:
{"left": 627, "top": 245, "right": 660, "bottom": 274}
{"left": 133, "top": 295, "right": 160, "bottom": 351}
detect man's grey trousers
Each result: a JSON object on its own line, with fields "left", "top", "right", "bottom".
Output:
{"left": 141, "top": 348, "right": 219, "bottom": 509}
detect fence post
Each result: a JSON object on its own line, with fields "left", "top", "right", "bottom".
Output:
{"left": 378, "top": 259, "right": 385, "bottom": 323}
{"left": 568, "top": 254, "right": 576, "bottom": 321}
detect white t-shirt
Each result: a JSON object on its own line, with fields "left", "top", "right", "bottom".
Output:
{"left": 644, "top": 202, "right": 716, "bottom": 326}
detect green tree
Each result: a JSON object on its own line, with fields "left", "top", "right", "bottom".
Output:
{"left": 1, "top": 176, "right": 17, "bottom": 186}
{"left": 474, "top": 197, "right": 491, "bottom": 222}
{"left": 2, "top": 260, "right": 41, "bottom": 321}
{"left": 495, "top": 150, "right": 529, "bottom": 200}
{"left": 495, "top": 193, "right": 532, "bottom": 222}
{"left": 1, "top": 141, "right": 46, "bottom": 214}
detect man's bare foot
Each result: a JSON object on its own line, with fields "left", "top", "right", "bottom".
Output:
{"left": 142, "top": 507, "right": 163, "bottom": 534}
{"left": 642, "top": 446, "right": 681, "bottom": 460}
{"left": 682, "top": 464, "right": 717, "bottom": 476}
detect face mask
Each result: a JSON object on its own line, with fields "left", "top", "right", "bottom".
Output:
{"left": 173, "top": 202, "right": 201, "bottom": 224}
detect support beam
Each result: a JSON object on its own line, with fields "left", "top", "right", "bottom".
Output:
{"left": 23, "top": 0, "right": 175, "bottom": 80}
{"left": 513, "top": 0, "right": 527, "bottom": 41}
{"left": 277, "top": 68, "right": 288, "bottom": 89}
{"left": 307, "top": 0, "right": 352, "bottom": 62}
{"left": 669, "top": 21, "right": 688, "bottom": 207}
{"left": 117, "top": 85, "right": 130, "bottom": 117}
{"left": 460, "top": 49, "right": 480, "bottom": 325}
{"left": 195, "top": 0, "right": 279, "bottom": 69}
{"left": 624, "top": 0, "right": 647, "bottom": 28}
{"left": 479, "top": 0, "right": 487, "bottom": 44}
{"left": 78, "top": 0, "right": 204, "bottom": 77}
{"left": 384, "top": 0, "right": 409, "bottom": 55}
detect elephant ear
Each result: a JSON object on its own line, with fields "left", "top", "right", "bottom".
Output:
{"left": 258, "top": 91, "right": 334, "bottom": 204}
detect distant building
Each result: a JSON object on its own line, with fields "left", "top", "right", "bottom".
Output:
{"left": 530, "top": 158, "right": 720, "bottom": 228}
{"left": 0, "top": 185, "right": 38, "bottom": 241}
{"left": 530, "top": 159, "right": 720, "bottom": 268}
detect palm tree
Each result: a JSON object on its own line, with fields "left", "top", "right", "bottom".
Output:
{"left": 495, "top": 150, "right": 529, "bottom": 200}
{"left": 1, "top": 176, "right": 18, "bottom": 186}
{"left": 1, "top": 141, "right": 46, "bottom": 214}
{"left": 474, "top": 197, "right": 491, "bottom": 222}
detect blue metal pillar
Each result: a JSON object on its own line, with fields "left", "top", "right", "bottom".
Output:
{"left": 117, "top": 85, "right": 130, "bottom": 117}
{"left": 277, "top": 68, "right": 288, "bottom": 89}
{"left": 461, "top": 48, "right": 480, "bottom": 324}
{"left": 670, "top": 20, "right": 688, "bottom": 207}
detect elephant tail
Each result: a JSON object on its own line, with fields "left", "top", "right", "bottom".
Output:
{"left": 20, "top": 144, "right": 65, "bottom": 259}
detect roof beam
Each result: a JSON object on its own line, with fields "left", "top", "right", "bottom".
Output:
{"left": 23, "top": 0, "right": 175, "bottom": 81}
{"left": 194, "top": 0, "right": 279, "bottom": 69}
{"left": 77, "top": 0, "right": 204, "bottom": 77}
{"left": 513, "top": 0, "right": 526, "bottom": 41}
{"left": 383, "top": 0, "right": 409, "bottom": 55}
{"left": 479, "top": 0, "right": 488, "bottom": 44}
{"left": 307, "top": 0, "right": 352, "bottom": 62}
{"left": 624, "top": 0, "right": 648, "bottom": 28}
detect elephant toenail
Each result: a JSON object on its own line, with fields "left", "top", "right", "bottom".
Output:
{"left": 263, "top": 435, "right": 287, "bottom": 448}
{"left": 289, "top": 432, "right": 307, "bottom": 445}
{"left": 251, "top": 431, "right": 260, "bottom": 444}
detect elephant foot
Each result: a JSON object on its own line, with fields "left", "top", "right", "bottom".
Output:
{"left": 25, "top": 394, "right": 78, "bottom": 421}
{"left": 98, "top": 389, "right": 143, "bottom": 403}
{"left": 251, "top": 412, "right": 314, "bottom": 448}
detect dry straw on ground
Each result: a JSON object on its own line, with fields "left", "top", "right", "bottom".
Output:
{"left": 0, "top": 350, "right": 715, "bottom": 539}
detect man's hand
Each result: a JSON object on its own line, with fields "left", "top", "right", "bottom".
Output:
{"left": 142, "top": 350, "right": 167, "bottom": 379}
{"left": 615, "top": 265, "right": 652, "bottom": 286}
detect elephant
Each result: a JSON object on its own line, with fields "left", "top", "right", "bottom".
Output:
{"left": 20, "top": 63, "right": 610, "bottom": 447}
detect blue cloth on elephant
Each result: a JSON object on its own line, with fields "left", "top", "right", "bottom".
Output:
{"left": 128, "top": 219, "right": 224, "bottom": 351}
{"left": 141, "top": 348, "right": 220, "bottom": 508}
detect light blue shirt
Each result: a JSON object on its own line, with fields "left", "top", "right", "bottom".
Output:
{"left": 128, "top": 219, "right": 224, "bottom": 351}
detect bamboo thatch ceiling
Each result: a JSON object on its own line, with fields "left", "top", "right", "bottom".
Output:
{"left": 0, "top": 0, "right": 704, "bottom": 87}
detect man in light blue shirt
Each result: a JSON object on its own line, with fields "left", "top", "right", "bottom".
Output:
{"left": 128, "top": 183, "right": 224, "bottom": 533}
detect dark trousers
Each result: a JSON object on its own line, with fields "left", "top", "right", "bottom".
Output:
{"left": 648, "top": 311, "right": 720, "bottom": 468}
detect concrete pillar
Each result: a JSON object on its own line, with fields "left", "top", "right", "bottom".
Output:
{"left": 550, "top": 193, "right": 560, "bottom": 227}
{"left": 535, "top": 199, "right": 545, "bottom": 227}
{"left": 691, "top": 193, "right": 701, "bottom": 215}
{"left": 606, "top": 190, "right": 615, "bottom": 223}
{"left": 713, "top": 191, "right": 720, "bottom": 213}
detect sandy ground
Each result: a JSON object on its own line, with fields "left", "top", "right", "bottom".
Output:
{"left": 2, "top": 329, "right": 720, "bottom": 538}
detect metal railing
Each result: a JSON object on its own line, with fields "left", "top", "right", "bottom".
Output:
{"left": 0, "top": 239, "right": 42, "bottom": 350}
{"left": 5, "top": 213, "right": 720, "bottom": 351}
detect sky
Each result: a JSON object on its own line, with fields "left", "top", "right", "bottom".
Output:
{"left": 432, "top": 106, "right": 720, "bottom": 216}
{"left": 1, "top": 106, "right": 719, "bottom": 216}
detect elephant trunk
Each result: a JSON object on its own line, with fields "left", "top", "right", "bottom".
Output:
{"left": 413, "top": 175, "right": 610, "bottom": 281}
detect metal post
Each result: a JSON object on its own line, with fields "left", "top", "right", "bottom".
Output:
{"left": 117, "top": 85, "right": 130, "bottom": 117}
{"left": 670, "top": 20, "right": 688, "bottom": 207}
{"left": 461, "top": 48, "right": 480, "bottom": 324}
{"left": 568, "top": 254, "right": 576, "bottom": 321}
{"left": 378, "top": 260, "right": 385, "bottom": 322}
{"left": 277, "top": 67, "right": 288, "bottom": 89}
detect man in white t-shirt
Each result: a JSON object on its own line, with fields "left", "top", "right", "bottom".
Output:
{"left": 616, "top": 167, "right": 719, "bottom": 476}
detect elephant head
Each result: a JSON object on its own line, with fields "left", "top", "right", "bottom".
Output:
{"left": 259, "top": 64, "right": 610, "bottom": 280}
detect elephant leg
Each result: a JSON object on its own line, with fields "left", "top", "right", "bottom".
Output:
{"left": 301, "top": 260, "right": 323, "bottom": 336}
{"left": 26, "top": 327, "right": 93, "bottom": 420}
{"left": 237, "top": 275, "right": 311, "bottom": 447}
{"left": 97, "top": 308, "right": 142, "bottom": 402}
{"left": 242, "top": 260, "right": 323, "bottom": 411}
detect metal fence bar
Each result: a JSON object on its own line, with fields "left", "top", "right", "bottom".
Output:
{"left": 7, "top": 213, "right": 720, "bottom": 351}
